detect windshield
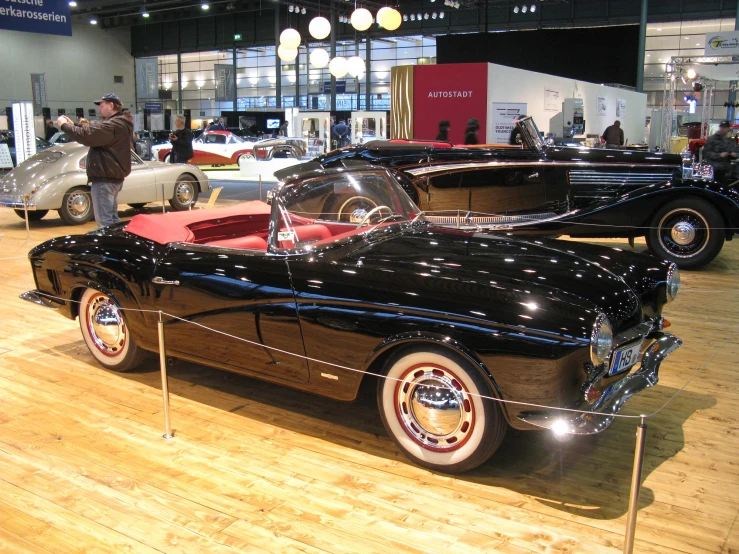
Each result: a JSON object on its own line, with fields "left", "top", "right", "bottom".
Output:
{"left": 519, "top": 117, "right": 546, "bottom": 152}
{"left": 272, "top": 169, "right": 419, "bottom": 250}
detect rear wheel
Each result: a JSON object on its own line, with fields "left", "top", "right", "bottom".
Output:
{"left": 78, "top": 288, "right": 146, "bottom": 372}
{"left": 169, "top": 175, "right": 199, "bottom": 210}
{"left": 237, "top": 153, "right": 253, "bottom": 165}
{"left": 377, "top": 346, "right": 506, "bottom": 473}
{"left": 58, "top": 187, "right": 93, "bottom": 225}
{"left": 162, "top": 153, "right": 171, "bottom": 163}
{"left": 14, "top": 209, "right": 48, "bottom": 221}
{"left": 646, "top": 197, "right": 725, "bottom": 269}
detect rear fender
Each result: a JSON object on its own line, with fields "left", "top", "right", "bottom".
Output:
{"left": 26, "top": 173, "right": 89, "bottom": 210}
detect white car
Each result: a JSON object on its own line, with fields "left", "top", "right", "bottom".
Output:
{"left": 151, "top": 130, "right": 256, "bottom": 166}
{"left": 0, "top": 143, "right": 210, "bottom": 224}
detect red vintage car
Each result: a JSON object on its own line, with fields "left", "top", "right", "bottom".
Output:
{"left": 151, "top": 131, "right": 256, "bottom": 166}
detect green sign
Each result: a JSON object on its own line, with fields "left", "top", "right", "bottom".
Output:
{"left": 234, "top": 33, "right": 242, "bottom": 41}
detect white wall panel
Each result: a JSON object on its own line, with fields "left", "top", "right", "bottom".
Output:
{"left": 0, "top": 23, "right": 134, "bottom": 115}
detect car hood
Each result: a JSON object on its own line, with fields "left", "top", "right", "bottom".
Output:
{"left": 351, "top": 227, "right": 651, "bottom": 336}
{"left": 544, "top": 145, "right": 681, "bottom": 166}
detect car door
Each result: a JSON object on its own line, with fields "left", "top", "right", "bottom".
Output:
{"left": 117, "top": 151, "right": 158, "bottom": 205}
{"left": 151, "top": 245, "right": 309, "bottom": 384}
{"left": 197, "top": 134, "right": 229, "bottom": 164}
{"left": 417, "top": 166, "right": 549, "bottom": 220}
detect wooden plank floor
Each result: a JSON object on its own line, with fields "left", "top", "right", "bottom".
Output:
{"left": 0, "top": 207, "right": 737, "bottom": 553}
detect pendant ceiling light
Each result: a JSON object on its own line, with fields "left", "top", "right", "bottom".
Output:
{"left": 329, "top": 56, "right": 349, "bottom": 78}
{"left": 309, "top": 16, "right": 331, "bottom": 39}
{"left": 310, "top": 47, "right": 330, "bottom": 68}
{"left": 278, "top": 44, "right": 298, "bottom": 61}
{"left": 382, "top": 8, "right": 401, "bottom": 30}
{"left": 376, "top": 6, "right": 391, "bottom": 27}
{"left": 347, "top": 56, "right": 366, "bottom": 77}
{"left": 280, "top": 28, "right": 301, "bottom": 49}
{"left": 350, "top": 8, "right": 373, "bottom": 31}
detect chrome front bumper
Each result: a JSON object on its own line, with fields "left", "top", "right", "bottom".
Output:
{"left": 20, "top": 290, "right": 60, "bottom": 310}
{"left": 517, "top": 332, "right": 682, "bottom": 435}
{"left": 0, "top": 194, "right": 36, "bottom": 209}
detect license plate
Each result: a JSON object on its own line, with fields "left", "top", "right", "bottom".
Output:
{"left": 609, "top": 340, "right": 643, "bottom": 376}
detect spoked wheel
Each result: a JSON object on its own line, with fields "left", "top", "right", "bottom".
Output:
{"left": 334, "top": 195, "right": 378, "bottom": 223}
{"left": 169, "top": 175, "right": 199, "bottom": 210}
{"left": 378, "top": 346, "right": 507, "bottom": 473}
{"left": 646, "top": 197, "right": 725, "bottom": 269}
{"left": 78, "top": 288, "right": 145, "bottom": 372}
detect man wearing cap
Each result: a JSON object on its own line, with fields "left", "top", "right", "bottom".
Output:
{"left": 703, "top": 120, "right": 739, "bottom": 184}
{"left": 56, "top": 93, "right": 133, "bottom": 227}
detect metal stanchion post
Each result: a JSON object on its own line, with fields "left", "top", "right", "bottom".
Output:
{"left": 157, "top": 311, "right": 174, "bottom": 439}
{"left": 259, "top": 174, "right": 263, "bottom": 202}
{"left": 623, "top": 415, "right": 648, "bottom": 554}
{"left": 161, "top": 183, "right": 166, "bottom": 214}
{"left": 23, "top": 196, "right": 31, "bottom": 242}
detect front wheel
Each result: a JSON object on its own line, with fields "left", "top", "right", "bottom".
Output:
{"left": 169, "top": 175, "right": 199, "bottom": 210}
{"left": 14, "top": 209, "right": 48, "bottom": 221}
{"left": 78, "top": 288, "right": 146, "bottom": 372}
{"left": 377, "top": 346, "right": 506, "bottom": 473}
{"left": 646, "top": 197, "right": 725, "bottom": 269}
{"left": 58, "top": 187, "right": 93, "bottom": 225}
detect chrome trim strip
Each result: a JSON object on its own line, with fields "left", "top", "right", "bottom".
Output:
{"left": 426, "top": 212, "right": 556, "bottom": 225}
{"left": 517, "top": 333, "right": 681, "bottom": 435}
{"left": 405, "top": 161, "right": 678, "bottom": 177}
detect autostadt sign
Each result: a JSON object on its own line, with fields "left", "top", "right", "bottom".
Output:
{"left": 705, "top": 31, "right": 739, "bottom": 55}
{"left": 0, "top": 0, "right": 71, "bottom": 36}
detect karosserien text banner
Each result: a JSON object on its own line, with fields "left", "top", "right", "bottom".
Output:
{"left": 0, "top": 0, "right": 71, "bottom": 37}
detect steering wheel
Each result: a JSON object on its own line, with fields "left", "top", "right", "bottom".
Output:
{"left": 356, "top": 205, "right": 393, "bottom": 228}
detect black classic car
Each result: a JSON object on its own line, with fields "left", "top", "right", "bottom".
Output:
{"left": 23, "top": 166, "right": 681, "bottom": 473}
{"left": 275, "top": 117, "right": 739, "bottom": 269}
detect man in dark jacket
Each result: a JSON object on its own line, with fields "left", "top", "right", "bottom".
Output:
{"left": 703, "top": 120, "right": 739, "bottom": 183}
{"left": 57, "top": 93, "right": 132, "bottom": 227}
{"left": 334, "top": 120, "right": 350, "bottom": 147}
{"left": 169, "top": 113, "right": 193, "bottom": 163}
{"left": 602, "top": 120, "right": 624, "bottom": 148}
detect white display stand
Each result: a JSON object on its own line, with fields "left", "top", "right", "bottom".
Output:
{"left": 11, "top": 102, "right": 36, "bottom": 166}
{"left": 350, "top": 111, "right": 386, "bottom": 145}
{"left": 289, "top": 110, "right": 330, "bottom": 156}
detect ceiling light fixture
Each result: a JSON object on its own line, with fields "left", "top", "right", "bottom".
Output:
{"left": 301, "top": 7, "right": 306, "bottom": 14}
{"left": 530, "top": 3, "right": 536, "bottom": 12}
{"left": 513, "top": 5, "right": 519, "bottom": 13}
{"left": 201, "top": 2, "right": 209, "bottom": 10}
{"left": 521, "top": 5, "right": 527, "bottom": 13}
{"left": 141, "top": 10, "right": 149, "bottom": 17}
{"left": 68, "top": 0, "right": 77, "bottom": 6}
{"left": 90, "top": 17, "right": 97, "bottom": 24}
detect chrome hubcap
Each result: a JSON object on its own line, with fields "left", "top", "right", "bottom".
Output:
{"left": 68, "top": 192, "right": 90, "bottom": 217}
{"left": 396, "top": 364, "right": 474, "bottom": 451}
{"left": 86, "top": 294, "right": 126, "bottom": 356}
{"left": 671, "top": 221, "right": 696, "bottom": 245}
{"left": 175, "top": 182, "right": 194, "bottom": 204}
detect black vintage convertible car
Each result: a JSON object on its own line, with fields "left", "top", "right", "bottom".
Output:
{"left": 23, "top": 166, "right": 681, "bottom": 473}
{"left": 275, "top": 117, "right": 739, "bottom": 269}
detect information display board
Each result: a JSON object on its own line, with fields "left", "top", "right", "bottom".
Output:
{"left": 0, "top": 144, "right": 13, "bottom": 169}
{"left": 12, "top": 102, "right": 36, "bottom": 166}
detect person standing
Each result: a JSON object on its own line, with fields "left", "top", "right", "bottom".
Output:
{"left": 436, "top": 120, "right": 450, "bottom": 141}
{"left": 464, "top": 117, "right": 480, "bottom": 145}
{"left": 278, "top": 120, "right": 289, "bottom": 137}
{"left": 57, "top": 93, "right": 132, "bottom": 228}
{"left": 169, "top": 114, "right": 193, "bottom": 163}
{"left": 334, "top": 119, "right": 350, "bottom": 147}
{"left": 602, "top": 120, "right": 624, "bottom": 148}
{"left": 704, "top": 120, "right": 739, "bottom": 183}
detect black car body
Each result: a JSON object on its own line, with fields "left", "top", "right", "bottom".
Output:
{"left": 23, "top": 166, "right": 681, "bottom": 473}
{"left": 276, "top": 117, "right": 739, "bottom": 269}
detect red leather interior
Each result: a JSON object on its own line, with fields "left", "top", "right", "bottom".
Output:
{"left": 279, "top": 223, "right": 332, "bottom": 248}
{"left": 207, "top": 235, "right": 268, "bottom": 250}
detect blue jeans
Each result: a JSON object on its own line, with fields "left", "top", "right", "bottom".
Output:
{"left": 90, "top": 179, "right": 123, "bottom": 228}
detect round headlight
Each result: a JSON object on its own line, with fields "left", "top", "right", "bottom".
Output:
{"left": 666, "top": 263, "right": 680, "bottom": 302}
{"left": 590, "top": 313, "right": 613, "bottom": 366}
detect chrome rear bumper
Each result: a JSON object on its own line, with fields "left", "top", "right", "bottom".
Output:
{"left": 517, "top": 333, "right": 681, "bottom": 435}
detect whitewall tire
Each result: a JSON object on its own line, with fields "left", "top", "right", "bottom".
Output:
{"left": 78, "top": 288, "right": 145, "bottom": 372}
{"left": 377, "top": 346, "right": 506, "bottom": 473}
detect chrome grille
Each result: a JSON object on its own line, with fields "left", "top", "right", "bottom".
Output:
{"left": 426, "top": 212, "right": 557, "bottom": 225}
{"left": 568, "top": 170, "right": 672, "bottom": 187}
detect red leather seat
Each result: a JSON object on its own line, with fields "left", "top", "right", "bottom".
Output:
{"left": 207, "top": 235, "right": 268, "bottom": 250}
{"left": 279, "top": 224, "right": 332, "bottom": 248}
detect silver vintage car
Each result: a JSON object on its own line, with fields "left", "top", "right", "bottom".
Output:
{"left": 0, "top": 143, "right": 210, "bottom": 224}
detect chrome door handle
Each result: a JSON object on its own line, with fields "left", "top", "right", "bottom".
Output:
{"left": 151, "top": 276, "right": 180, "bottom": 286}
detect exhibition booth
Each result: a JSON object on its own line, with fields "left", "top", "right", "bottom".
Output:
{"left": 391, "top": 62, "right": 648, "bottom": 146}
